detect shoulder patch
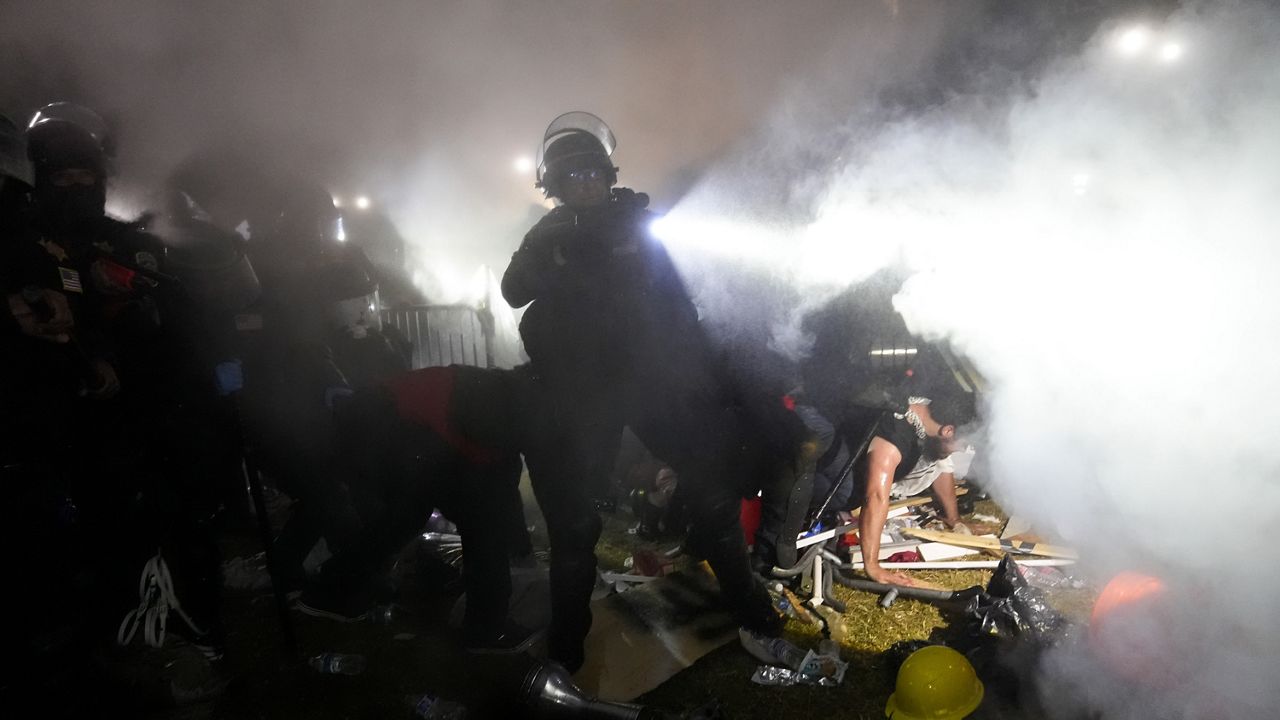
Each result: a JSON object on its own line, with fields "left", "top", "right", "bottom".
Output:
{"left": 38, "top": 238, "right": 69, "bottom": 262}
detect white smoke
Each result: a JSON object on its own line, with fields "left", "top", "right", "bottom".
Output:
{"left": 659, "top": 2, "right": 1280, "bottom": 716}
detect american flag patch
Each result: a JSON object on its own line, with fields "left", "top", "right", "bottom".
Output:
{"left": 59, "top": 267, "right": 83, "bottom": 293}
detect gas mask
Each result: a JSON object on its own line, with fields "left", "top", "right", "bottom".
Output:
{"left": 36, "top": 173, "right": 106, "bottom": 235}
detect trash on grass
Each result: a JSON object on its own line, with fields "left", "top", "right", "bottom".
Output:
{"left": 1018, "top": 564, "right": 1084, "bottom": 590}
{"left": 964, "top": 556, "right": 1070, "bottom": 643}
{"left": 749, "top": 649, "right": 848, "bottom": 687}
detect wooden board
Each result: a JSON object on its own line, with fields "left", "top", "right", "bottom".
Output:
{"left": 902, "top": 528, "right": 1078, "bottom": 559}
{"left": 1000, "top": 514, "right": 1033, "bottom": 539}
{"left": 573, "top": 563, "right": 738, "bottom": 702}
{"left": 918, "top": 536, "right": 997, "bottom": 561}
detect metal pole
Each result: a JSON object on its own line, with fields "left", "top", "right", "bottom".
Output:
{"left": 807, "top": 411, "right": 884, "bottom": 531}
{"left": 231, "top": 397, "right": 297, "bottom": 655}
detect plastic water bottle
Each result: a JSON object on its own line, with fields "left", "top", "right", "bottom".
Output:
{"left": 408, "top": 693, "right": 468, "bottom": 719}
{"left": 774, "top": 593, "right": 794, "bottom": 617}
{"left": 308, "top": 652, "right": 366, "bottom": 675}
{"left": 818, "top": 638, "right": 841, "bottom": 659}
{"left": 764, "top": 637, "right": 808, "bottom": 670}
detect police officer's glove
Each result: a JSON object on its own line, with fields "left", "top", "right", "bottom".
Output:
{"left": 214, "top": 360, "right": 244, "bottom": 396}
{"left": 7, "top": 288, "right": 74, "bottom": 343}
{"left": 610, "top": 187, "right": 649, "bottom": 208}
{"left": 523, "top": 218, "right": 578, "bottom": 251}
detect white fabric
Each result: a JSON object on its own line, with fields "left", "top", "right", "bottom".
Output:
{"left": 117, "top": 552, "right": 206, "bottom": 648}
{"left": 891, "top": 454, "right": 953, "bottom": 499}
{"left": 891, "top": 445, "right": 976, "bottom": 499}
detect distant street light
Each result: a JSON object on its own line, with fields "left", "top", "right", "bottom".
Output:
{"left": 1117, "top": 26, "right": 1150, "bottom": 56}
{"left": 1072, "top": 172, "right": 1091, "bottom": 196}
{"left": 514, "top": 156, "right": 534, "bottom": 174}
{"left": 355, "top": 195, "right": 371, "bottom": 210}
{"left": 1159, "top": 42, "right": 1184, "bottom": 63}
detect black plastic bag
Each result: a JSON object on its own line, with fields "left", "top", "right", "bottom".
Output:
{"left": 964, "top": 556, "right": 1070, "bottom": 644}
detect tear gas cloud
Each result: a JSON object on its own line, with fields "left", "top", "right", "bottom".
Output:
{"left": 659, "top": 2, "right": 1280, "bottom": 716}
{"left": 4, "top": 1, "right": 1277, "bottom": 713}
{"left": 0, "top": 0, "right": 934, "bottom": 304}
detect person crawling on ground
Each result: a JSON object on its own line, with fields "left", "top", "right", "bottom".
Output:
{"left": 296, "top": 363, "right": 537, "bottom": 653}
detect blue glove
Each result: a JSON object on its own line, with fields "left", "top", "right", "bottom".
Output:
{"left": 214, "top": 360, "right": 244, "bottom": 396}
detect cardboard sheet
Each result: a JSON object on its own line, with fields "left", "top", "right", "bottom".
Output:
{"left": 573, "top": 563, "right": 738, "bottom": 702}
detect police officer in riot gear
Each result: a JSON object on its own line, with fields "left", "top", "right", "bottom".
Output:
{"left": 1, "top": 105, "right": 229, "bottom": 704}
{"left": 213, "top": 179, "right": 410, "bottom": 593}
{"left": 503, "top": 113, "right": 784, "bottom": 672}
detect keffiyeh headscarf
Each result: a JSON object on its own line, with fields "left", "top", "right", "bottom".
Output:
{"left": 895, "top": 396, "right": 931, "bottom": 439}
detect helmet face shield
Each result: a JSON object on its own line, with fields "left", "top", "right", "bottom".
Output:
{"left": 535, "top": 111, "right": 617, "bottom": 192}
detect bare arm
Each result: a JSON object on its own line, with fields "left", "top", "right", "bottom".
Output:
{"left": 859, "top": 437, "right": 918, "bottom": 587}
{"left": 930, "top": 471, "right": 963, "bottom": 528}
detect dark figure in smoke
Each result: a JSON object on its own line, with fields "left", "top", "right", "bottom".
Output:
{"left": 0, "top": 112, "right": 101, "bottom": 705}
{"left": 503, "top": 112, "right": 784, "bottom": 672}
{"left": 297, "top": 364, "right": 534, "bottom": 649}
{"left": 796, "top": 268, "right": 976, "bottom": 587}
{"left": 226, "top": 185, "right": 409, "bottom": 591}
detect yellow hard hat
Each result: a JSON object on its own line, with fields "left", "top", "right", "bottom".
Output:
{"left": 885, "top": 645, "right": 984, "bottom": 720}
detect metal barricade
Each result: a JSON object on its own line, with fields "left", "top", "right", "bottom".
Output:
{"left": 381, "top": 304, "right": 494, "bottom": 369}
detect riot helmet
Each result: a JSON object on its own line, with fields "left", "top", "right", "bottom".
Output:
{"left": 253, "top": 184, "right": 344, "bottom": 272}
{"left": 26, "top": 102, "right": 114, "bottom": 232}
{"left": 264, "top": 184, "right": 344, "bottom": 248}
{"left": 535, "top": 111, "right": 618, "bottom": 199}
{"left": 160, "top": 189, "right": 262, "bottom": 313}
{"left": 312, "top": 244, "right": 383, "bottom": 339}
{"left": 26, "top": 102, "right": 114, "bottom": 177}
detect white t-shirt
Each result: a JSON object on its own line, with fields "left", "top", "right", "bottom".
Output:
{"left": 891, "top": 446, "right": 975, "bottom": 499}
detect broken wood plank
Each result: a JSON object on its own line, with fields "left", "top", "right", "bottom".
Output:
{"left": 902, "top": 528, "right": 1078, "bottom": 559}
{"left": 918, "top": 536, "right": 996, "bottom": 562}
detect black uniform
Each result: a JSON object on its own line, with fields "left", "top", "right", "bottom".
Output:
{"left": 1, "top": 211, "right": 230, "bottom": 706}
{"left": 503, "top": 189, "right": 780, "bottom": 670}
